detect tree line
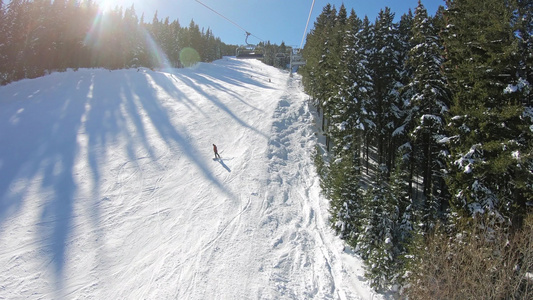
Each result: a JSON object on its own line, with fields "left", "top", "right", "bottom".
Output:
{"left": 0, "top": 0, "right": 237, "bottom": 85}
{"left": 301, "top": 0, "right": 532, "bottom": 295}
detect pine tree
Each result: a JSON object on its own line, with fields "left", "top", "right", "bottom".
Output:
{"left": 330, "top": 9, "right": 361, "bottom": 159}
{"left": 301, "top": 4, "right": 333, "bottom": 107}
{"left": 13, "top": 0, "right": 46, "bottom": 77}
{"left": 4, "top": 0, "right": 31, "bottom": 82}
{"left": 203, "top": 28, "right": 218, "bottom": 62}
{"left": 357, "top": 148, "right": 414, "bottom": 290}
{"left": 50, "top": 0, "right": 68, "bottom": 71}
{"left": 395, "top": 10, "right": 414, "bottom": 145}
{"left": 316, "top": 5, "right": 339, "bottom": 149}
{"left": 317, "top": 6, "right": 367, "bottom": 249}
{"left": 357, "top": 164, "right": 402, "bottom": 290}
{"left": 369, "top": 7, "right": 403, "bottom": 172}
{"left": 443, "top": 0, "right": 532, "bottom": 224}
{"left": 516, "top": 0, "right": 533, "bottom": 106}
{"left": 188, "top": 20, "right": 202, "bottom": 54}
{"left": 73, "top": 0, "right": 97, "bottom": 69}
{"left": 160, "top": 17, "right": 174, "bottom": 65}
{"left": 107, "top": 7, "right": 126, "bottom": 69}
{"left": 58, "top": 0, "right": 84, "bottom": 70}
{"left": 357, "top": 16, "right": 377, "bottom": 175}
{"left": 327, "top": 153, "right": 363, "bottom": 247}
{"left": 122, "top": 4, "right": 141, "bottom": 68}
{"left": 407, "top": 1, "right": 450, "bottom": 227}
{"left": 167, "top": 20, "right": 181, "bottom": 67}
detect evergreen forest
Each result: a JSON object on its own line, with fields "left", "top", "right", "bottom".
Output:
{"left": 0, "top": 0, "right": 238, "bottom": 85}
{"left": 301, "top": 0, "right": 533, "bottom": 297}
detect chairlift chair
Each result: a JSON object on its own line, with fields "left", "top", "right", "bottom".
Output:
{"left": 236, "top": 32, "right": 264, "bottom": 59}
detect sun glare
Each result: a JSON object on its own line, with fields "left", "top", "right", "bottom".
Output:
{"left": 84, "top": 2, "right": 173, "bottom": 70}
{"left": 97, "top": 0, "right": 127, "bottom": 12}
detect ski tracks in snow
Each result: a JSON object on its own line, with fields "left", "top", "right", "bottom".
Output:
{"left": 259, "top": 76, "right": 382, "bottom": 300}
{"left": 259, "top": 76, "right": 336, "bottom": 298}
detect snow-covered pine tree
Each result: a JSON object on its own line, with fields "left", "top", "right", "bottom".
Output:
{"left": 329, "top": 9, "right": 362, "bottom": 161}
{"left": 394, "top": 9, "right": 414, "bottom": 147}
{"left": 122, "top": 5, "right": 141, "bottom": 68}
{"left": 319, "top": 6, "right": 368, "bottom": 249}
{"left": 357, "top": 16, "right": 377, "bottom": 176}
{"left": 59, "top": 0, "right": 86, "bottom": 70}
{"left": 327, "top": 4, "right": 350, "bottom": 144}
{"left": 49, "top": 0, "right": 69, "bottom": 71}
{"left": 134, "top": 14, "right": 151, "bottom": 68}
{"left": 369, "top": 7, "right": 403, "bottom": 172}
{"left": 357, "top": 162, "right": 408, "bottom": 291}
{"left": 4, "top": 0, "right": 31, "bottom": 81}
{"left": 318, "top": 5, "right": 344, "bottom": 151}
{"left": 300, "top": 4, "right": 336, "bottom": 128}
{"left": 442, "top": 0, "right": 532, "bottom": 225}
{"left": 161, "top": 17, "right": 177, "bottom": 64}
{"left": 20, "top": 0, "right": 47, "bottom": 77}
{"left": 406, "top": 1, "right": 450, "bottom": 228}
{"left": 516, "top": 0, "right": 533, "bottom": 107}
{"left": 326, "top": 153, "right": 363, "bottom": 247}
{"left": 336, "top": 11, "right": 378, "bottom": 176}
{"left": 514, "top": 0, "right": 533, "bottom": 222}
{"left": 388, "top": 149, "right": 416, "bottom": 287}
{"left": 321, "top": 8, "right": 393, "bottom": 253}
{"left": 392, "top": 10, "right": 416, "bottom": 211}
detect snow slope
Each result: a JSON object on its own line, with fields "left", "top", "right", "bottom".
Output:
{"left": 0, "top": 58, "right": 382, "bottom": 299}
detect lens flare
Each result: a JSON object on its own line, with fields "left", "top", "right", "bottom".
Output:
{"left": 84, "top": 9, "right": 172, "bottom": 70}
{"left": 179, "top": 48, "right": 201, "bottom": 68}
{"left": 83, "top": 11, "right": 104, "bottom": 48}
{"left": 141, "top": 28, "right": 173, "bottom": 70}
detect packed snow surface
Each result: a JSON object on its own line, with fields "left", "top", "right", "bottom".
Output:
{"left": 0, "top": 58, "right": 382, "bottom": 299}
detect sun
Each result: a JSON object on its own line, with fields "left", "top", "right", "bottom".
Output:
{"left": 96, "top": 0, "right": 130, "bottom": 12}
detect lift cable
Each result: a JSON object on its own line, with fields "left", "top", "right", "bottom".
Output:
{"left": 194, "top": 0, "right": 263, "bottom": 44}
{"left": 299, "top": 0, "right": 316, "bottom": 49}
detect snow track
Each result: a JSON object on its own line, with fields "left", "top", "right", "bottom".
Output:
{"left": 0, "top": 58, "right": 381, "bottom": 299}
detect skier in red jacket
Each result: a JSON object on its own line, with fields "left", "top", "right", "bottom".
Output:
{"left": 213, "top": 144, "right": 221, "bottom": 159}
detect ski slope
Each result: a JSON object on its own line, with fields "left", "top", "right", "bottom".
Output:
{"left": 0, "top": 58, "right": 382, "bottom": 299}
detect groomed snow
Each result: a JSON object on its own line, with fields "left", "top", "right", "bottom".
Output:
{"left": 0, "top": 58, "right": 382, "bottom": 299}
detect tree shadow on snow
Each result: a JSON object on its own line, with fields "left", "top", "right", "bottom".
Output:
{"left": 0, "top": 67, "right": 240, "bottom": 290}
{"left": 164, "top": 72, "right": 268, "bottom": 139}
{"left": 124, "top": 72, "right": 235, "bottom": 189}
{"left": 0, "top": 71, "right": 90, "bottom": 287}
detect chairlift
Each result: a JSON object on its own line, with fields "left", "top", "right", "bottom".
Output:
{"left": 290, "top": 48, "right": 306, "bottom": 71}
{"left": 194, "top": 0, "right": 264, "bottom": 59}
{"left": 236, "top": 32, "right": 264, "bottom": 59}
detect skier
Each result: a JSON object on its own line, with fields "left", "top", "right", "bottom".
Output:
{"left": 213, "top": 144, "right": 221, "bottom": 159}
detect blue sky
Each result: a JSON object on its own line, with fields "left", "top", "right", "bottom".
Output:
{"left": 95, "top": 0, "right": 446, "bottom": 47}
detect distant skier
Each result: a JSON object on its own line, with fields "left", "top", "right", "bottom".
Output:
{"left": 213, "top": 144, "right": 221, "bottom": 159}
